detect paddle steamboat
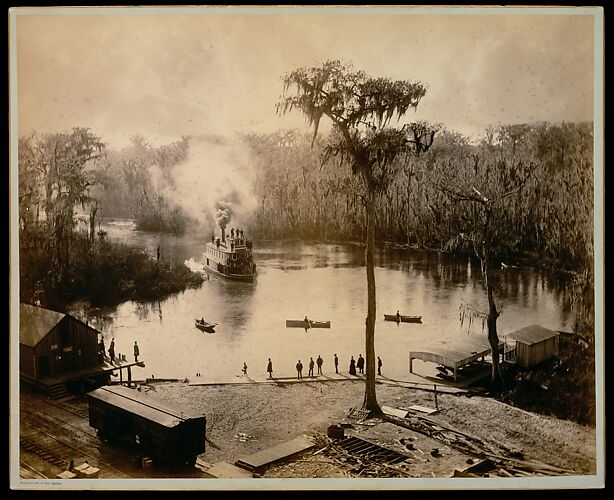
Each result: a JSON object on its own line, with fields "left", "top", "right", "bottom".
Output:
{"left": 203, "top": 226, "right": 257, "bottom": 282}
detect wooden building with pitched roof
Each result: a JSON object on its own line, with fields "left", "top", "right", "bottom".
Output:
{"left": 503, "top": 324, "right": 560, "bottom": 368}
{"left": 19, "top": 303, "right": 100, "bottom": 381}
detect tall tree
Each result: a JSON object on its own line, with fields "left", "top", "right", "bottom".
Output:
{"left": 437, "top": 154, "right": 536, "bottom": 386}
{"left": 278, "top": 60, "right": 430, "bottom": 411}
{"left": 26, "top": 128, "right": 105, "bottom": 275}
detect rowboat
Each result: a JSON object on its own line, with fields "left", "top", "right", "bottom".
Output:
{"left": 286, "top": 320, "right": 331, "bottom": 329}
{"left": 195, "top": 319, "right": 217, "bottom": 333}
{"left": 383, "top": 314, "right": 422, "bottom": 323}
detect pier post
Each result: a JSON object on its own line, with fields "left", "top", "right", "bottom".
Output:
{"left": 119, "top": 367, "right": 123, "bottom": 384}
{"left": 434, "top": 384, "right": 439, "bottom": 410}
{"left": 409, "top": 355, "right": 413, "bottom": 374}
{"left": 128, "top": 366, "right": 132, "bottom": 388}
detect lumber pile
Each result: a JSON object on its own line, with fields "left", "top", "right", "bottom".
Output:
{"left": 381, "top": 413, "right": 576, "bottom": 477}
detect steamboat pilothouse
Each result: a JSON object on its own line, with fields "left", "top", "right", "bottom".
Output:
{"left": 203, "top": 226, "right": 257, "bottom": 282}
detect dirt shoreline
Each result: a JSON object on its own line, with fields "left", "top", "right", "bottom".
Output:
{"left": 149, "top": 379, "right": 596, "bottom": 477}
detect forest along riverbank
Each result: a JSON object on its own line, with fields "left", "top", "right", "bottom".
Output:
{"left": 149, "top": 380, "right": 596, "bottom": 477}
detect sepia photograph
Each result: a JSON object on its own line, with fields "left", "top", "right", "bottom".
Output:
{"left": 9, "top": 5, "right": 604, "bottom": 490}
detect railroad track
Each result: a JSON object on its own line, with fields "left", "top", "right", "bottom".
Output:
{"left": 20, "top": 421, "right": 132, "bottom": 478}
{"left": 20, "top": 435, "right": 69, "bottom": 469}
{"left": 20, "top": 396, "right": 99, "bottom": 440}
{"left": 55, "top": 399, "right": 90, "bottom": 420}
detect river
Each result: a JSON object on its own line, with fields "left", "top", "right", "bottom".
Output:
{"left": 68, "top": 219, "right": 574, "bottom": 382}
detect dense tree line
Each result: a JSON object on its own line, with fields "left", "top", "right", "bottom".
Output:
{"left": 18, "top": 128, "right": 203, "bottom": 310}
{"left": 248, "top": 123, "right": 592, "bottom": 271}
{"left": 247, "top": 121, "right": 594, "bottom": 339}
{"left": 90, "top": 135, "right": 193, "bottom": 233}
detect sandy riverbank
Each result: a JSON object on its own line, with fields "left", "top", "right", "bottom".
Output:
{"left": 148, "top": 379, "right": 596, "bottom": 477}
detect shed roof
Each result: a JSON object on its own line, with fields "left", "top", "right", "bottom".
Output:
{"left": 87, "top": 385, "right": 205, "bottom": 428}
{"left": 505, "top": 324, "right": 559, "bottom": 346}
{"left": 410, "top": 335, "right": 500, "bottom": 369}
{"left": 19, "top": 303, "right": 66, "bottom": 347}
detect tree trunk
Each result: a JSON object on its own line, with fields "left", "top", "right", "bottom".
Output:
{"left": 362, "top": 188, "right": 381, "bottom": 413}
{"left": 405, "top": 167, "right": 412, "bottom": 246}
{"left": 89, "top": 203, "right": 99, "bottom": 242}
{"left": 485, "top": 261, "right": 503, "bottom": 386}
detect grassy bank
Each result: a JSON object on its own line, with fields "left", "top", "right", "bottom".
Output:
{"left": 498, "top": 334, "right": 596, "bottom": 426}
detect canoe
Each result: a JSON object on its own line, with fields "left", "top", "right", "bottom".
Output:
{"left": 286, "top": 320, "right": 331, "bottom": 329}
{"left": 383, "top": 314, "right": 422, "bottom": 323}
{"left": 195, "top": 319, "right": 217, "bottom": 333}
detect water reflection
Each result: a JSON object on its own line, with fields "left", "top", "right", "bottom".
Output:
{"left": 68, "top": 221, "right": 574, "bottom": 381}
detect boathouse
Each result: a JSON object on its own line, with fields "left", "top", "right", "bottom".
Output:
{"left": 19, "top": 303, "right": 100, "bottom": 380}
{"left": 409, "top": 335, "right": 504, "bottom": 382}
{"left": 503, "top": 324, "right": 560, "bottom": 368}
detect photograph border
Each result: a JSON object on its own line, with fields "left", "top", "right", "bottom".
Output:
{"left": 8, "top": 5, "right": 605, "bottom": 490}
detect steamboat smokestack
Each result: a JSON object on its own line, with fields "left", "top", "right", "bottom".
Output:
{"left": 214, "top": 200, "right": 232, "bottom": 244}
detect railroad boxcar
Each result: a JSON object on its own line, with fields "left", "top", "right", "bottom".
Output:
{"left": 87, "top": 385, "right": 206, "bottom": 467}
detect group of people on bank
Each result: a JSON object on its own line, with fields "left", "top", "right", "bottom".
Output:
{"left": 348, "top": 354, "right": 383, "bottom": 376}
{"left": 256, "top": 353, "right": 383, "bottom": 380}
{"left": 293, "top": 355, "right": 326, "bottom": 379}
{"left": 98, "top": 337, "right": 140, "bottom": 364}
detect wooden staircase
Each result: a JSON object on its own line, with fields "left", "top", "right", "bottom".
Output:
{"left": 47, "top": 382, "right": 71, "bottom": 400}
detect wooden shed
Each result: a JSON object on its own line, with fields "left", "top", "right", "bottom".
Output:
{"left": 504, "top": 324, "right": 560, "bottom": 368}
{"left": 19, "top": 303, "right": 100, "bottom": 381}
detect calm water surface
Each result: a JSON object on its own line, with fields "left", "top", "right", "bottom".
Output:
{"left": 69, "top": 220, "right": 573, "bottom": 381}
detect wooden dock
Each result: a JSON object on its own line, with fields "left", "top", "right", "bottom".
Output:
{"left": 21, "top": 358, "right": 147, "bottom": 399}
{"left": 235, "top": 435, "right": 315, "bottom": 472}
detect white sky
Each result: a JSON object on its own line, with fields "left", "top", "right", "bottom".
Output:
{"left": 13, "top": 7, "right": 596, "bottom": 148}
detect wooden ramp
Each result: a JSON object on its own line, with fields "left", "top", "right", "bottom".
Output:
{"left": 235, "top": 435, "right": 315, "bottom": 472}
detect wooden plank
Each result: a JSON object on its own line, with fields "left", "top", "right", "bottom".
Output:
{"left": 203, "top": 462, "right": 254, "bottom": 478}
{"left": 235, "top": 435, "right": 315, "bottom": 471}
{"left": 381, "top": 405, "right": 409, "bottom": 419}
{"left": 407, "top": 405, "right": 439, "bottom": 415}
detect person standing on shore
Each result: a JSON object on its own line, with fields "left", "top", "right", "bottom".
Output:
{"left": 308, "top": 357, "right": 315, "bottom": 377}
{"left": 134, "top": 341, "right": 140, "bottom": 362}
{"left": 334, "top": 354, "right": 339, "bottom": 374}
{"left": 242, "top": 363, "right": 248, "bottom": 377}
{"left": 349, "top": 356, "right": 356, "bottom": 375}
{"left": 267, "top": 358, "right": 273, "bottom": 378}
{"left": 316, "top": 355, "right": 323, "bottom": 375}
{"left": 108, "top": 338, "right": 115, "bottom": 363}
{"left": 357, "top": 354, "right": 365, "bottom": 374}
{"left": 377, "top": 356, "right": 382, "bottom": 376}
{"left": 296, "top": 360, "right": 303, "bottom": 379}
